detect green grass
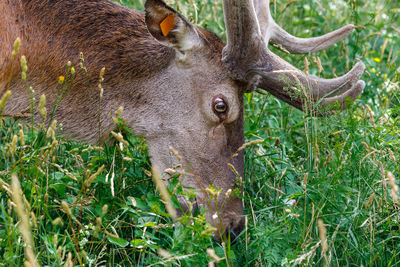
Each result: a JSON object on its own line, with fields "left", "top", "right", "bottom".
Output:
{"left": 1, "top": 0, "right": 399, "bottom": 266}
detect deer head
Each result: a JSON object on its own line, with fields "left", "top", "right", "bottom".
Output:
{"left": 1, "top": 0, "right": 365, "bottom": 242}
{"left": 142, "top": 0, "right": 365, "bottom": 241}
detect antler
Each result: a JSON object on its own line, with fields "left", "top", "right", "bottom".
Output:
{"left": 254, "top": 0, "right": 357, "bottom": 54}
{"left": 222, "top": 0, "right": 365, "bottom": 115}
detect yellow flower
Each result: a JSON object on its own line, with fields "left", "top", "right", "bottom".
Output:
{"left": 70, "top": 67, "right": 75, "bottom": 76}
{"left": 20, "top": 55, "right": 28, "bottom": 80}
{"left": 58, "top": 76, "right": 65, "bottom": 84}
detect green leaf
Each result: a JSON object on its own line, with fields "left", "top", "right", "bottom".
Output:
{"left": 131, "top": 239, "right": 146, "bottom": 249}
{"left": 139, "top": 221, "right": 156, "bottom": 227}
{"left": 107, "top": 236, "right": 129, "bottom": 248}
{"left": 53, "top": 172, "right": 65, "bottom": 181}
{"left": 49, "top": 183, "right": 66, "bottom": 195}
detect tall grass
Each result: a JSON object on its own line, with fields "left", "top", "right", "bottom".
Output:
{"left": 1, "top": 0, "right": 399, "bottom": 266}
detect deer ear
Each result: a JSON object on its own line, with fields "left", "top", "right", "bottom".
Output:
{"left": 145, "top": 0, "right": 202, "bottom": 54}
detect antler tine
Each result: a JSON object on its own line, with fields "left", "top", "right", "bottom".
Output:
{"left": 253, "top": 0, "right": 356, "bottom": 54}
{"left": 253, "top": 60, "right": 365, "bottom": 114}
{"left": 222, "top": 0, "right": 365, "bottom": 116}
{"left": 321, "top": 80, "right": 365, "bottom": 110}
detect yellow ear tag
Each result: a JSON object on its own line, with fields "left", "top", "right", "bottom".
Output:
{"left": 160, "top": 14, "right": 175, "bottom": 37}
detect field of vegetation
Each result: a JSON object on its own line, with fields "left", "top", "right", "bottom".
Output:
{"left": 0, "top": 0, "right": 399, "bottom": 266}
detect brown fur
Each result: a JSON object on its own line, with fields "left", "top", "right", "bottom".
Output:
{"left": 1, "top": 0, "right": 181, "bottom": 141}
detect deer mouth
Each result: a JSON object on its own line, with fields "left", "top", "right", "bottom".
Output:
{"left": 226, "top": 217, "right": 245, "bottom": 242}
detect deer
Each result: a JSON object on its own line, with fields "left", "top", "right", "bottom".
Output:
{"left": 0, "top": 0, "right": 365, "bottom": 241}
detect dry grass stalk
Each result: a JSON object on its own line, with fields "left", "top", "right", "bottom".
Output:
{"left": 387, "top": 172, "right": 399, "bottom": 204}
{"left": 84, "top": 165, "right": 105, "bottom": 188}
{"left": 61, "top": 201, "right": 82, "bottom": 230}
{"left": 49, "top": 139, "right": 58, "bottom": 157}
{"left": 113, "top": 106, "right": 124, "bottom": 123}
{"left": 164, "top": 168, "right": 177, "bottom": 175}
{"left": 323, "top": 152, "right": 331, "bottom": 168}
{"left": 5, "top": 38, "right": 20, "bottom": 92}
{"left": 52, "top": 163, "right": 78, "bottom": 181}
{"left": 115, "top": 106, "right": 123, "bottom": 118}
{"left": 303, "top": 173, "right": 308, "bottom": 189}
{"left": 290, "top": 241, "right": 321, "bottom": 264}
{"left": 236, "top": 139, "right": 264, "bottom": 152}
{"left": 61, "top": 201, "right": 72, "bottom": 217}
{"left": 102, "top": 204, "right": 108, "bottom": 215}
{"left": 21, "top": 55, "right": 28, "bottom": 80}
{"left": 0, "top": 178, "right": 11, "bottom": 194}
{"left": 388, "top": 148, "right": 396, "bottom": 161}
{"left": 169, "top": 146, "right": 182, "bottom": 161}
{"left": 18, "top": 124, "right": 25, "bottom": 147}
{"left": 11, "top": 134, "right": 18, "bottom": 154}
{"left": 110, "top": 172, "right": 115, "bottom": 196}
{"left": 98, "top": 67, "right": 105, "bottom": 98}
{"left": 39, "top": 94, "right": 47, "bottom": 123}
{"left": 142, "top": 168, "right": 152, "bottom": 177}
{"left": 205, "top": 187, "right": 219, "bottom": 198}
{"left": 0, "top": 90, "right": 11, "bottom": 127}
{"left": 157, "top": 248, "right": 172, "bottom": 258}
{"left": 57, "top": 246, "right": 62, "bottom": 260}
{"left": 53, "top": 235, "right": 58, "bottom": 248}
{"left": 201, "top": 226, "right": 218, "bottom": 236}
{"left": 227, "top": 163, "right": 240, "bottom": 178}
{"left": 81, "top": 146, "right": 104, "bottom": 153}
{"left": 46, "top": 120, "right": 57, "bottom": 139}
{"left": 12, "top": 37, "right": 21, "bottom": 57}
{"left": 207, "top": 248, "right": 224, "bottom": 263}
{"left": 110, "top": 131, "right": 129, "bottom": 147}
{"left": 303, "top": 57, "right": 310, "bottom": 74}
{"left": 151, "top": 166, "right": 177, "bottom": 219}
{"left": 225, "top": 189, "right": 232, "bottom": 198}
{"left": 122, "top": 156, "right": 132, "bottom": 162}
{"left": 365, "top": 193, "right": 376, "bottom": 209}
{"left": 11, "top": 174, "right": 40, "bottom": 267}
{"left": 312, "top": 56, "right": 324, "bottom": 74}
{"left": 365, "top": 104, "right": 376, "bottom": 128}
{"left": 52, "top": 217, "right": 64, "bottom": 226}
{"left": 317, "top": 219, "right": 328, "bottom": 260}
{"left": 361, "top": 141, "right": 370, "bottom": 153}
{"left": 378, "top": 162, "right": 388, "bottom": 206}
{"left": 0, "top": 90, "right": 11, "bottom": 112}
{"left": 170, "top": 169, "right": 186, "bottom": 196}
{"left": 64, "top": 252, "right": 73, "bottom": 267}
{"left": 392, "top": 26, "right": 400, "bottom": 34}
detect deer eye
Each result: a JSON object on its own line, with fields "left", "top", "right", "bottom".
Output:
{"left": 213, "top": 97, "right": 227, "bottom": 113}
